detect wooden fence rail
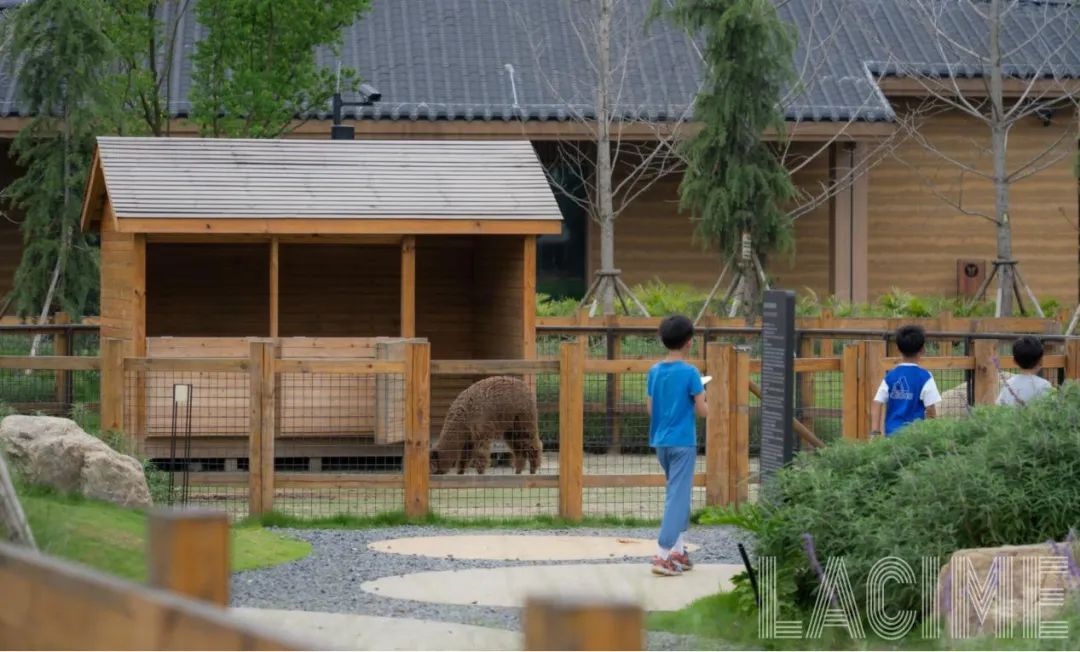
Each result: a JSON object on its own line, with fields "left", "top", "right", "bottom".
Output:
{"left": 0, "top": 510, "right": 303, "bottom": 650}
{"left": 5, "top": 332, "right": 1080, "bottom": 519}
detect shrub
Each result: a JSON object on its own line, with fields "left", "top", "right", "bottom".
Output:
{"left": 717, "top": 382, "right": 1080, "bottom": 620}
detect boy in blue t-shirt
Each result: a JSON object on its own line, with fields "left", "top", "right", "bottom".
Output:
{"left": 871, "top": 325, "right": 941, "bottom": 437}
{"left": 646, "top": 315, "right": 707, "bottom": 576}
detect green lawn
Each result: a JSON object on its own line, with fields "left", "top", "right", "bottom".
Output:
{"left": 18, "top": 485, "right": 311, "bottom": 581}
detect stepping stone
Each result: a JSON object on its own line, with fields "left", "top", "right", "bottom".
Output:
{"left": 368, "top": 534, "right": 700, "bottom": 561}
{"left": 361, "top": 563, "right": 741, "bottom": 612}
{"left": 232, "top": 608, "right": 521, "bottom": 651}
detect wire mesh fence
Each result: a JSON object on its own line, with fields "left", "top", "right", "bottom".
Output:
{"left": 429, "top": 372, "right": 557, "bottom": 519}
{"left": 269, "top": 370, "right": 405, "bottom": 519}
{"left": 579, "top": 369, "right": 706, "bottom": 519}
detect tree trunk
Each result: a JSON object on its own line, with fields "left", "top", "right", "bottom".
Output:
{"left": 595, "top": 0, "right": 616, "bottom": 315}
{"left": 988, "top": 0, "right": 1014, "bottom": 316}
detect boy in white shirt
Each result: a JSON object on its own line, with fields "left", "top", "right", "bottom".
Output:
{"left": 997, "top": 336, "right": 1052, "bottom": 407}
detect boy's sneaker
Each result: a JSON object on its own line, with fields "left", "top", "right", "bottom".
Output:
{"left": 651, "top": 556, "right": 683, "bottom": 576}
{"left": 670, "top": 550, "right": 693, "bottom": 571}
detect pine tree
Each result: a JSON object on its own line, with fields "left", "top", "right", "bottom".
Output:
{"left": 190, "top": 0, "right": 371, "bottom": 138}
{"left": 1, "top": 0, "right": 125, "bottom": 321}
{"left": 656, "top": 0, "right": 796, "bottom": 317}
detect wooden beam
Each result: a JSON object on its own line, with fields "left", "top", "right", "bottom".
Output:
{"left": 144, "top": 233, "right": 404, "bottom": 245}
{"left": 842, "top": 344, "right": 860, "bottom": 440}
{"left": 973, "top": 339, "right": 999, "bottom": 405}
{"left": 148, "top": 510, "right": 230, "bottom": 606}
{"left": 269, "top": 237, "right": 279, "bottom": 338}
{"left": 248, "top": 339, "right": 277, "bottom": 517}
{"left": 401, "top": 236, "right": 416, "bottom": 338}
{"left": 523, "top": 235, "right": 537, "bottom": 359}
{"left": 100, "top": 338, "right": 125, "bottom": 435}
{"left": 113, "top": 218, "right": 563, "bottom": 236}
{"left": 705, "top": 343, "right": 729, "bottom": 506}
{"left": 0, "top": 356, "right": 100, "bottom": 371}
{"left": 430, "top": 359, "right": 560, "bottom": 374}
{"left": 0, "top": 541, "right": 301, "bottom": 650}
{"left": 132, "top": 235, "right": 147, "bottom": 356}
{"left": 1, "top": 114, "right": 896, "bottom": 142}
{"left": 524, "top": 597, "right": 644, "bottom": 651}
{"left": 78, "top": 149, "right": 104, "bottom": 232}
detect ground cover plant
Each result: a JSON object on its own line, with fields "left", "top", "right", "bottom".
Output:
{"left": 698, "top": 381, "right": 1080, "bottom": 631}
{"left": 16, "top": 483, "right": 310, "bottom": 581}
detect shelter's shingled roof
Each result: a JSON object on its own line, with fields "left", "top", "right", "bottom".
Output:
{"left": 1, "top": 0, "right": 1079, "bottom": 124}
{"left": 93, "top": 137, "right": 562, "bottom": 220}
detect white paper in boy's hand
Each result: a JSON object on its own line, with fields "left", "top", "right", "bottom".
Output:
{"left": 700, "top": 375, "right": 713, "bottom": 386}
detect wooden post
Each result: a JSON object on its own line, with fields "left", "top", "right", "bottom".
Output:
{"left": 841, "top": 343, "right": 860, "bottom": 440}
{"left": 148, "top": 510, "right": 229, "bottom": 606}
{"left": 53, "top": 312, "right": 70, "bottom": 406}
{"left": 798, "top": 323, "right": 817, "bottom": 434}
{"left": 100, "top": 338, "right": 125, "bottom": 435}
{"left": 607, "top": 315, "right": 621, "bottom": 454}
{"left": 248, "top": 339, "right": 277, "bottom": 517}
{"left": 375, "top": 339, "right": 406, "bottom": 445}
{"left": 524, "top": 597, "right": 644, "bottom": 651}
{"left": 559, "top": 340, "right": 585, "bottom": 521}
{"left": 401, "top": 236, "right": 416, "bottom": 338}
{"left": 705, "top": 343, "right": 729, "bottom": 506}
{"left": 973, "top": 339, "right": 998, "bottom": 405}
{"left": 733, "top": 348, "right": 750, "bottom": 504}
{"left": 523, "top": 235, "right": 537, "bottom": 360}
{"left": 1066, "top": 339, "right": 1080, "bottom": 381}
{"left": 269, "top": 237, "right": 279, "bottom": 338}
{"left": 864, "top": 340, "right": 886, "bottom": 436}
{"left": 403, "top": 340, "right": 430, "bottom": 518}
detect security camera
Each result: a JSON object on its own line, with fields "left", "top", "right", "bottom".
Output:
{"left": 359, "top": 83, "right": 382, "bottom": 103}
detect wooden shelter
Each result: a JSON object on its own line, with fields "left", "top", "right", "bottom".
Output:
{"left": 81, "top": 137, "right": 561, "bottom": 459}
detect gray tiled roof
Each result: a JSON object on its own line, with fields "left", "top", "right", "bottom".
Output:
{"left": 1, "top": 0, "right": 1078, "bottom": 124}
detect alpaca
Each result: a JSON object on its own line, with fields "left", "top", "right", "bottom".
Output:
{"left": 429, "top": 376, "right": 543, "bottom": 475}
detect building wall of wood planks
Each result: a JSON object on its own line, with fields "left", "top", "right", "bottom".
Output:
{"left": 146, "top": 243, "right": 269, "bottom": 337}
{"left": 99, "top": 219, "right": 138, "bottom": 345}
{"left": 279, "top": 244, "right": 400, "bottom": 337}
{"left": 416, "top": 235, "right": 526, "bottom": 438}
{"left": 584, "top": 142, "right": 833, "bottom": 295}
{"left": 866, "top": 107, "right": 1079, "bottom": 304}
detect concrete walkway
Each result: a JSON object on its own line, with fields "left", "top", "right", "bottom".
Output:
{"left": 361, "top": 562, "right": 742, "bottom": 612}
{"left": 233, "top": 608, "right": 521, "bottom": 651}
{"left": 368, "top": 534, "right": 700, "bottom": 560}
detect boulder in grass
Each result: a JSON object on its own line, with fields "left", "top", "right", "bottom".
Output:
{"left": 0, "top": 415, "right": 151, "bottom": 508}
{"left": 936, "top": 542, "right": 1080, "bottom": 640}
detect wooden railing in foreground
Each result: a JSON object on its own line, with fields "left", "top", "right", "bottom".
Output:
{"left": 524, "top": 596, "right": 644, "bottom": 650}
{"left": 0, "top": 510, "right": 304, "bottom": 650}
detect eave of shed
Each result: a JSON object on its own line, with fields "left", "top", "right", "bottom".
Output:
{"left": 80, "top": 137, "right": 563, "bottom": 235}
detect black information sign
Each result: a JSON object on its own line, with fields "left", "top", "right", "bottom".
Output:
{"left": 759, "top": 289, "right": 796, "bottom": 490}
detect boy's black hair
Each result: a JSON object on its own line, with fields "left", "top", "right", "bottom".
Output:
{"left": 1012, "top": 335, "right": 1044, "bottom": 370}
{"left": 895, "top": 325, "right": 926, "bottom": 357}
{"left": 659, "top": 314, "right": 695, "bottom": 350}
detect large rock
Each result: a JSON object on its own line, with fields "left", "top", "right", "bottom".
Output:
{"left": 0, "top": 415, "right": 152, "bottom": 508}
{"left": 936, "top": 542, "right": 1080, "bottom": 639}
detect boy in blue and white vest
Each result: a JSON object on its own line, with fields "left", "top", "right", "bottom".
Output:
{"left": 871, "top": 325, "right": 941, "bottom": 437}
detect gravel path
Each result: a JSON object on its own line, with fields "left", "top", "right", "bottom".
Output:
{"left": 232, "top": 525, "right": 753, "bottom": 650}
